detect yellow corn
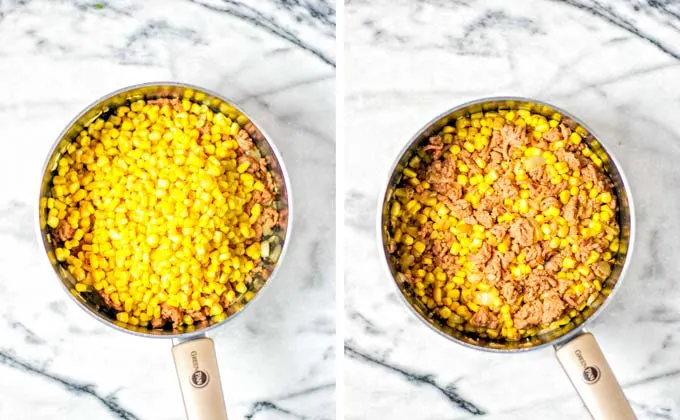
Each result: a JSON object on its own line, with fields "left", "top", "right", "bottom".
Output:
{"left": 440, "top": 307, "right": 452, "bottom": 319}
{"left": 586, "top": 251, "right": 601, "bottom": 265}
{"left": 610, "top": 239, "right": 619, "bottom": 252}
{"left": 559, "top": 190, "right": 571, "bottom": 204}
{"left": 562, "top": 257, "right": 576, "bottom": 269}
{"left": 518, "top": 199, "right": 529, "bottom": 214}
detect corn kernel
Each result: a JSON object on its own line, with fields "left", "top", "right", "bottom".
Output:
{"left": 562, "top": 257, "right": 576, "bottom": 269}
{"left": 559, "top": 190, "right": 571, "bottom": 204}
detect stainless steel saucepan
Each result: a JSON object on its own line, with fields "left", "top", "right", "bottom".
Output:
{"left": 37, "top": 82, "right": 293, "bottom": 420}
{"left": 378, "top": 97, "right": 636, "bottom": 419}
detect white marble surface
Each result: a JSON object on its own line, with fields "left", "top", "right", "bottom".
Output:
{"left": 0, "top": 1, "right": 335, "bottom": 419}
{"left": 344, "top": 1, "right": 680, "bottom": 419}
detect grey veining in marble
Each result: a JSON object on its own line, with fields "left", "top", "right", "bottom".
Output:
{"left": 345, "top": 0, "right": 680, "bottom": 419}
{"left": 0, "top": 1, "right": 335, "bottom": 419}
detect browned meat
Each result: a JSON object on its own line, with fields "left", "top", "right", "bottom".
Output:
{"left": 55, "top": 220, "right": 75, "bottom": 242}
{"left": 490, "top": 223, "right": 509, "bottom": 242}
{"left": 483, "top": 253, "right": 502, "bottom": 283}
{"left": 592, "top": 261, "right": 611, "bottom": 279}
{"left": 238, "top": 155, "right": 259, "bottom": 174}
{"left": 575, "top": 240, "right": 604, "bottom": 263}
{"left": 459, "top": 152, "right": 484, "bottom": 176}
{"left": 188, "top": 309, "right": 208, "bottom": 322}
{"left": 490, "top": 204, "right": 506, "bottom": 219}
{"left": 555, "top": 150, "right": 581, "bottom": 171}
{"left": 469, "top": 242, "right": 493, "bottom": 265}
{"left": 559, "top": 124, "right": 572, "bottom": 141}
{"left": 432, "top": 230, "right": 454, "bottom": 255}
{"left": 161, "top": 303, "right": 182, "bottom": 329}
{"left": 528, "top": 165, "right": 550, "bottom": 184}
{"left": 427, "top": 159, "right": 463, "bottom": 201}
{"left": 99, "top": 291, "right": 123, "bottom": 312}
{"left": 523, "top": 244, "right": 544, "bottom": 265}
{"left": 474, "top": 209, "right": 494, "bottom": 229}
{"left": 540, "top": 197, "right": 561, "bottom": 212}
{"left": 563, "top": 196, "right": 579, "bottom": 224}
{"left": 499, "top": 250, "right": 516, "bottom": 269}
{"left": 151, "top": 317, "right": 166, "bottom": 329}
{"left": 501, "top": 281, "right": 521, "bottom": 304}
{"left": 470, "top": 307, "right": 499, "bottom": 329}
{"left": 236, "top": 129, "right": 254, "bottom": 150}
{"left": 542, "top": 127, "right": 562, "bottom": 142}
{"left": 545, "top": 253, "right": 564, "bottom": 274}
{"left": 582, "top": 164, "right": 599, "bottom": 185}
{"left": 514, "top": 301, "right": 542, "bottom": 329}
{"left": 578, "top": 197, "right": 595, "bottom": 220}
{"left": 490, "top": 150, "right": 503, "bottom": 165}
{"left": 448, "top": 199, "right": 472, "bottom": 220}
{"left": 569, "top": 225, "right": 579, "bottom": 237}
{"left": 541, "top": 240, "right": 555, "bottom": 259}
{"left": 478, "top": 195, "right": 501, "bottom": 212}
{"left": 147, "top": 98, "right": 182, "bottom": 111}
{"left": 564, "top": 292, "right": 586, "bottom": 308}
{"left": 509, "top": 218, "right": 535, "bottom": 247}
{"left": 541, "top": 292, "right": 566, "bottom": 324}
{"left": 252, "top": 221, "right": 264, "bottom": 240}
{"left": 278, "top": 208, "right": 289, "bottom": 231}
{"left": 494, "top": 176, "right": 519, "bottom": 198}
{"left": 500, "top": 124, "right": 528, "bottom": 149}
{"left": 262, "top": 207, "right": 279, "bottom": 236}
{"left": 524, "top": 271, "right": 557, "bottom": 302}
{"left": 463, "top": 215, "right": 478, "bottom": 225}
{"left": 423, "top": 135, "right": 444, "bottom": 159}
{"left": 558, "top": 278, "right": 573, "bottom": 295}
{"left": 255, "top": 188, "right": 274, "bottom": 205}
{"left": 418, "top": 222, "right": 434, "bottom": 240}
{"left": 198, "top": 121, "right": 211, "bottom": 137}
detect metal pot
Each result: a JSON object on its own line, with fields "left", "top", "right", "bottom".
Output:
{"left": 37, "top": 82, "right": 293, "bottom": 420}
{"left": 378, "top": 97, "right": 636, "bottom": 419}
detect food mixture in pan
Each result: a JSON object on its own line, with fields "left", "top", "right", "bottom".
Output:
{"left": 41, "top": 95, "right": 286, "bottom": 330}
{"left": 386, "top": 109, "right": 619, "bottom": 341}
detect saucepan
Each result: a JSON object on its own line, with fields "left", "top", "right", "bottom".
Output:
{"left": 378, "top": 97, "right": 636, "bottom": 419}
{"left": 37, "top": 82, "right": 292, "bottom": 420}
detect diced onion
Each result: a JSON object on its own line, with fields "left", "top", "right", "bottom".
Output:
{"left": 475, "top": 291, "right": 493, "bottom": 306}
{"left": 524, "top": 155, "right": 546, "bottom": 171}
{"left": 261, "top": 240, "right": 270, "bottom": 258}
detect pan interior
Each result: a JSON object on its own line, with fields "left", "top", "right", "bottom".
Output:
{"left": 380, "top": 98, "right": 632, "bottom": 351}
{"left": 38, "top": 83, "right": 290, "bottom": 337}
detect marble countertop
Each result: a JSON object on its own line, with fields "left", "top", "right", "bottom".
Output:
{"left": 0, "top": 1, "right": 335, "bottom": 419}
{"left": 344, "top": 0, "right": 680, "bottom": 419}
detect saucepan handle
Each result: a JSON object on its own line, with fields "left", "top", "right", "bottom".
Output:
{"left": 172, "top": 336, "right": 228, "bottom": 420}
{"left": 554, "top": 332, "right": 636, "bottom": 420}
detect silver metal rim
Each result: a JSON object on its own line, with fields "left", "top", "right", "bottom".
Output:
{"left": 35, "top": 81, "right": 295, "bottom": 340}
{"left": 376, "top": 96, "right": 636, "bottom": 353}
